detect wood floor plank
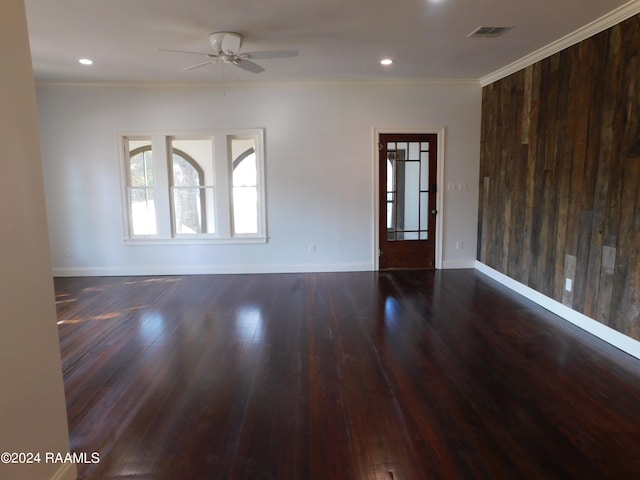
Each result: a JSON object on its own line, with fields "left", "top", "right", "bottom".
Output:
{"left": 55, "top": 270, "right": 640, "bottom": 479}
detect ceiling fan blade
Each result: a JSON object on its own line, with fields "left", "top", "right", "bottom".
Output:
{"left": 157, "top": 48, "right": 216, "bottom": 57}
{"left": 234, "top": 58, "right": 265, "bottom": 74}
{"left": 242, "top": 50, "right": 299, "bottom": 60}
{"left": 183, "top": 60, "right": 215, "bottom": 71}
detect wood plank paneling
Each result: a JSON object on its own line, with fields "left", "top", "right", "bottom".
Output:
{"left": 478, "top": 14, "right": 640, "bottom": 341}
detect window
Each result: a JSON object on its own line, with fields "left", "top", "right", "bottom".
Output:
{"left": 126, "top": 140, "right": 156, "bottom": 236}
{"left": 230, "top": 137, "right": 258, "bottom": 235}
{"left": 121, "top": 130, "right": 265, "bottom": 243}
{"left": 169, "top": 139, "right": 215, "bottom": 235}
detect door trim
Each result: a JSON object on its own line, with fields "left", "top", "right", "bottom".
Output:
{"left": 373, "top": 127, "right": 445, "bottom": 270}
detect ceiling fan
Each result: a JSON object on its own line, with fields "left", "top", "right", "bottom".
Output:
{"left": 158, "top": 31, "right": 298, "bottom": 74}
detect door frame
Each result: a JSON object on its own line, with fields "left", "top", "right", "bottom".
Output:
{"left": 373, "top": 127, "right": 445, "bottom": 270}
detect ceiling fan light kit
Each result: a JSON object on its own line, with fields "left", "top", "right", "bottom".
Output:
{"left": 209, "top": 32, "right": 242, "bottom": 54}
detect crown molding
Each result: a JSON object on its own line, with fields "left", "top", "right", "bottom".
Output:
{"left": 480, "top": 0, "right": 640, "bottom": 86}
{"left": 35, "top": 78, "right": 480, "bottom": 89}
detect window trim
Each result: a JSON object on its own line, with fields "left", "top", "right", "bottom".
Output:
{"left": 119, "top": 129, "right": 267, "bottom": 245}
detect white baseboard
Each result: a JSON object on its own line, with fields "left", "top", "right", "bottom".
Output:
{"left": 52, "top": 262, "right": 373, "bottom": 277}
{"left": 50, "top": 463, "right": 77, "bottom": 480}
{"left": 475, "top": 261, "right": 640, "bottom": 360}
{"left": 442, "top": 259, "right": 477, "bottom": 269}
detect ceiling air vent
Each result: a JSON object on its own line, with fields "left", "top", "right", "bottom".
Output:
{"left": 468, "top": 26, "right": 512, "bottom": 38}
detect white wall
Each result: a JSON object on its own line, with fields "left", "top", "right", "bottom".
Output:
{"left": 0, "top": 1, "right": 75, "bottom": 479}
{"left": 37, "top": 81, "right": 481, "bottom": 275}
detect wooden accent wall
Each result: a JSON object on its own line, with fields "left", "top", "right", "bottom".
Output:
{"left": 478, "top": 14, "right": 640, "bottom": 340}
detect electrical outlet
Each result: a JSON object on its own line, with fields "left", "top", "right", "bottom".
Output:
{"left": 565, "top": 278, "right": 573, "bottom": 292}
{"left": 456, "top": 241, "right": 463, "bottom": 250}
{"left": 308, "top": 244, "right": 316, "bottom": 254}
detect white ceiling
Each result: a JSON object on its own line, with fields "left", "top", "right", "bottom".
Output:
{"left": 24, "top": 0, "right": 635, "bottom": 86}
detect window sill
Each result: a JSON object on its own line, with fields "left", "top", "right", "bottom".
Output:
{"left": 124, "top": 236, "right": 267, "bottom": 246}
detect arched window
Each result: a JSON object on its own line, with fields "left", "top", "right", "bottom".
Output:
{"left": 231, "top": 142, "right": 258, "bottom": 235}
{"left": 128, "top": 144, "right": 156, "bottom": 236}
{"left": 170, "top": 148, "right": 208, "bottom": 234}
{"left": 122, "top": 130, "right": 265, "bottom": 242}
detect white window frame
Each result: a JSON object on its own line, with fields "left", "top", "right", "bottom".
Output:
{"left": 228, "top": 133, "right": 267, "bottom": 239}
{"left": 119, "top": 129, "right": 266, "bottom": 244}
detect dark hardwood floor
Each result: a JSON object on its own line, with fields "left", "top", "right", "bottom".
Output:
{"left": 55, "top": 270, "right": 640, "bottom": 479}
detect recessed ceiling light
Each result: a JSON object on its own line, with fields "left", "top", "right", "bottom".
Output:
{"left": 78, "top": 58, "right": 93, "bottom": 65}
{"left": 380, "top": 58, "right": 393, "bottom": 66}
